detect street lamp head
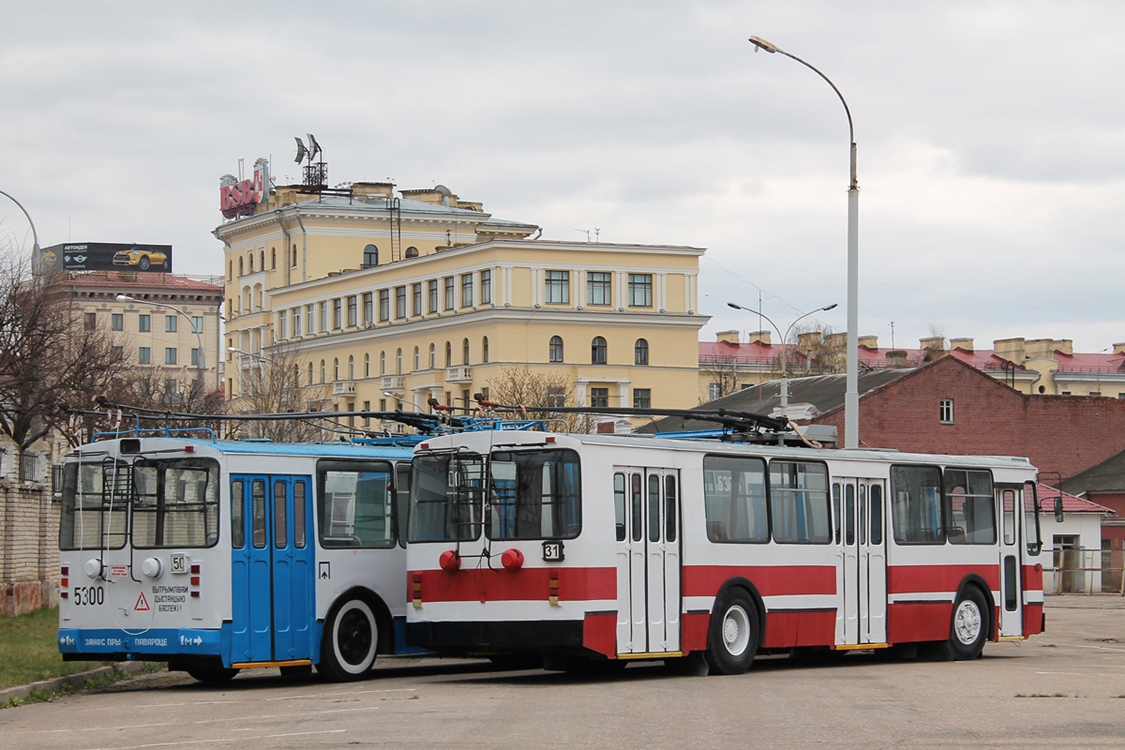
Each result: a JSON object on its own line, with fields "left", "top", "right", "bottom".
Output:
{"left": 116, "top": 294, "right": 135, "bottom": 302}
{"left": 822, "top": 303, "right": 839, "bottom": 312}
{"left": 727, "top": 302, "right": 746, "bottom": 311}
{"left": 748, "top": 36, "right": 777, "bottom": 53}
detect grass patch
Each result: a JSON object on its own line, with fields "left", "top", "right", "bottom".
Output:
{"left": 1015, "top": 693, "right": 1071, "bottom": 698}
{"left": 0, "top": 607, "right": 105, "bottom": 690}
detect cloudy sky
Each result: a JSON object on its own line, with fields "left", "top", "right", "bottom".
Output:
{"left": 2, "top": 1, "right": 1122, "bottom": 352}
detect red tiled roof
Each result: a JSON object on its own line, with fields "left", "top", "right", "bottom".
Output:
{"left": 1036, "top": 483, "right": 1116, "bottom": 515}
{"left": 63, "top": 271, "right": 222, "bottom": 293}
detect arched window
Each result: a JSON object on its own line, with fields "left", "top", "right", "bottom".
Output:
{"left": 634, "top": 338, "right": 649, "bottom": 366}
{"left": 271, "top": 247, "right": 276, "bottom": 269}
{"left": 238, "top": 257, "right": 244, "bottom": 275}
{"left": 462, "top": 338, "right": 470, "bottom": 365}
{"left": 549, "top": 336, "right": 564, "bottom": 363}
{"left": 380, "top": 351, "right": 386, "bottom": 375}
{"left": 396, "top": 348, "right": 402, "bottom": 375}
{"left": 429, "top": 343, "right": 436, "bottom": 369}
{"left": 320, "top": 360, "right": 326, "bottom": 384}
{"left": 293, "top": 364, "right": 300, "bottom": 389}
{"left": 482, "top": 336, "right": 489, "bottom": 363}
{"left": 333, "top": 358, "right": 339, "bottom": 381}
{"left": 363, "top": 244, "right": 378, "bottom": 268}
{"left": 259, "top": 250, "right": 264, "bottom": 271}
{"left": 445, "top": 341, "right": 452, "bottom": 368}
{"left": 348, "top": 355, "right": 355, "bottom": 380}
{"left": 591, "top": 336, "right": 607, "bottom": 365}
{"left": 228, "top": 260, "right": 233, "bottom": 281}
{"left": 413, "top": 346, "right": 420, "bottom": 371}
{"left": 292, "top": 244, "right": 297, "bottom": 267}
{"left": 248, "top": 254, "right": 254, "bottom": 273}
{"left": 405, "top": 246, "right": 419, "bottom": 258}
{"left": 364, "top": 353, "right": 370, "bottom": 378}
{"left": 307, "top": 362, "right": 313, "bottom": 386}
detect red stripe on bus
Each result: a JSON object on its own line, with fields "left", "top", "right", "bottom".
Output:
{"left": 887, "top": 601, "right": 953, "bottom": 643}
{"left": 408, "top": 567, "right": 616, "bottom": 603}
{"left": 886, "top": 564, "right": 1000, "bottom": 594}
{"left": 1022, "top": 564, "right": 1043, "bottom": 592}
{"left": 682, "top": 565, "right": 836, "bottom": 597}
{"left": 762, "top": 609, "right": 837, "bottom": 649}
{"left": 582, "top": 612, "right": 617, "bottom": 658}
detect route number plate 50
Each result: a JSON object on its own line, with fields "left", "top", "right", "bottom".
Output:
{"left": 542, "top": 541, "right": 564, "bottom": 562}
{"left": 170, "top": 554, "right": 187, "bottom": 574}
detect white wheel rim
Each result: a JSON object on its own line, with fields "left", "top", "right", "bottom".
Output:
{"left": 333, "top": 600, "right": 377, "bottom": 674}
{"left": 721, "top": 604, "right": 751, "bottom": 656}
{"left": 953, "top": 599, "right": 982, "bottom": 645}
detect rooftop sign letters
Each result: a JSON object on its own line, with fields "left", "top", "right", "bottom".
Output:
{"left": 220, "top": 158, "right": 270, "bottom": 219}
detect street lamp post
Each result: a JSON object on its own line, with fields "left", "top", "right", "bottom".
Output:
{"left": 727, "top": 302, "right": 837, "bottom": 409}
{"left": 748, "top": 35, "right": 860, "bottom": 448}
{"left": 0, "top": 189, "right": 41, "bottom": 270}
{"left": 117, "top": 294, "right": 207, "bottom": 395}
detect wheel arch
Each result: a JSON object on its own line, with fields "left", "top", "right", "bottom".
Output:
{"left": 326, "top": 585, "right": 396, "bottom": 655}
{"left": 713, "top": 576, "right": 767, "bottom": 648}
{"left": 955, "top": 574, "right": 995, "bottom": 642}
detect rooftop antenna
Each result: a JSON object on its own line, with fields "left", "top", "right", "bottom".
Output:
{"left": 594, "top": 227, "right": 601, "bottom": 242}
{"left": 575, "top": 229, "right": 591, "bottom": 242}
{"left": 294, "top": 134, "right": 327, "bottom": 191}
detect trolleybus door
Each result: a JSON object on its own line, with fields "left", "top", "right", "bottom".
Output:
{"left": 837, "top": 478, "right": 887, "bottom": 646}
{"left": 614, "top": 468, "right": 681, "bottom": 655}
{"left": 997, "top": 486, "right": 1023, "bottom": 636}
{"left": 230, "top": 475, "right": 315, "bottom": 664}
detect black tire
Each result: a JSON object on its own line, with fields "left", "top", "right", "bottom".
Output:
{"left": 279, "top": 664, "right": 313, "bottom": 679}
{"left": 949, "top": 587, "right": 989, "bottom": 660}
{"left": 138, "top": 255, "right": 151, "bottom": 271}
{"left": 318, "top": 598, "right": 379, "bottom": 681}
{"left": 186, "top": 667, "right": 239, "bottom": 684}
{"left": 704, "top": 588, "right": 760, "bottom": 675}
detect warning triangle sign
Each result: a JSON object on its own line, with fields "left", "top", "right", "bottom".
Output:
{"left": 134, "top": 592, "right": 150, "bottom": 611}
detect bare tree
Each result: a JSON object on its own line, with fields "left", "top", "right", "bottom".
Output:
{"left": 699, "top": 355, "right": 741, "bottom": 402}
{"left": 486, "top": 366, "right": 594, "bottom": 433}
{"left": 227, "top": 340, "right": 328, "bottom": 441}
{"left": 0, "top": 253, "right": 120, "bottom": 454}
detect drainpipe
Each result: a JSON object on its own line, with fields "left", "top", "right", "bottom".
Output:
{"left": 294, "top": 208, "right": 307, "bottom": 283}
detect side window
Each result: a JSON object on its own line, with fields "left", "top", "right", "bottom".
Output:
{"left": 832, "top": 483, "right": 842, "bottom": 544}
{"left": 890, "top": 465, "right": 944, "bottom": 544}
{"left": 631, "top": 473, "right": 643, "bottom": 542}
{"left": 1002, "top": 489, "right": 1017, "bottom": 546}
{"left": 294, "top": 481, "right": 307, "bottom": 549}
{"left": 274, "top": 481, "right": 288, "bottom": 548}
{"left": 845, "top": 483, "right": 855, "bottom": 545}
{"left": 665, "top": 474, "right": 677, "bottom": 543}
{"left": 252, "top": 480, "right": 267, "bottom": 549}
{"left": 769, "top": 461, "right": 830, "bottom": 544}
{"left": 317, "top": 461, "right": 395, "bottom": 548}
{"left": 944, "top": 469, "right": 995, "bottom": 544}
{"left": 395, "top": 463, "right": 411, "bottom": 547}
{"left": 703, "top": 455, "right": 768, "bottom": 543}
{"left": 870, "top": 484, "right": 883, "bottom": 545}
{"left": 648, "top": 474, "right": 661, "bottom": 543}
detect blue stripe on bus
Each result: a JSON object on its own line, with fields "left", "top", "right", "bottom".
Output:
{"left": 58, "top": 628, "right": 223, "bottom": 657}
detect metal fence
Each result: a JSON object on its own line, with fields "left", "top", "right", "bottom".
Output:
{"left": 1049, "top": 546, "right": 1125, "bottom": 595}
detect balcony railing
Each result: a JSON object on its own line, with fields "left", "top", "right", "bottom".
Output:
{"left": 445, "top": 366, "right": 472, "bottom": 383}
{"left": 380, "top": 375, "right": 405, "bottom": 391}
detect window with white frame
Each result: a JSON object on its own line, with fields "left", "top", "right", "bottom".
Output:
{"left": 939, "top": 398, "right": 954, "bottom": 424}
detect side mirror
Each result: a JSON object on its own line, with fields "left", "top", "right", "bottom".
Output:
{"left": 1054, "top": 496, "right": 1064, "bottom": 523}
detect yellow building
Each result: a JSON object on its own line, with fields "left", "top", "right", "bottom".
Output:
{"left": 214, "top": 181, "right": 707, "bottom": 424}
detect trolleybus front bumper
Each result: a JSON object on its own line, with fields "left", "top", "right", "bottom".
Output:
{"left": 58, "top": 627, "right": 224, "bottom": 661}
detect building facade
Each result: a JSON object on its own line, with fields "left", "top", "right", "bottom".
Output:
{"left": 216, "top": 182, "right": 707, "bottom": 422}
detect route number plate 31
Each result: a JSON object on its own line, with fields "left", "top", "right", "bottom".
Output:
{"left": 170, "top": 554, "right": 187, "bottom": 574}
{"left": 542, "top": 541, "right": 564, "bottom": 562}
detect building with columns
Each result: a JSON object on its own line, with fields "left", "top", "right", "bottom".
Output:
{"left": 215, "top": 180, "right": 707, "bottom": 424}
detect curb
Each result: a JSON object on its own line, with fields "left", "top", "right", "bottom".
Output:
{"left": 0, "top": 661, "right": 150, "bottom": 706}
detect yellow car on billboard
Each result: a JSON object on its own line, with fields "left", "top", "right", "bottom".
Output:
{"left": 112, "top": 246, "right": 168, "bottom": 271}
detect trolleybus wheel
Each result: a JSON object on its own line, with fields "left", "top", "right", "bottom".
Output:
{"left": 186, "top": 667, "right": 239, "bottom": 684}
{"left": 319, "top": 598, "right": 378, "bottom": 681}
{"left": 949, "top": 587, "right": 988, "bottom": 660}
{"left": 704, "top": 588, "right": 759, "bottom": 675}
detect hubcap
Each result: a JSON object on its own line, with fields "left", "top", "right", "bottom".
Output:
{"left": 954, "top": 599, "right": 982, "bottom": 645}
{"left": 721, "top": 605, "right": 751, "bottom": 656}
{"left": 337, "top": 607, "right": 374, "bottom": 666}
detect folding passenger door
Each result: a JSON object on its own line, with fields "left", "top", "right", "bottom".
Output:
{"left": 835, "top": 477, "right": 887, "bottom": 646}
{"left": 997, "top": 485, "right": 1024, "bottom": 637}
{"left": 613, "top": 467, "right": 681, "bottom": 656}
{"left": 230, "top": 475, "right": 315, "bottom": 664}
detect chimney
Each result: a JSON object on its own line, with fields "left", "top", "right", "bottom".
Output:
{"left": 747, "top": 330, "right": 771, "bottom": 346}
{"left": 886, "top": 350, "right": 910, "bottom": 369}
{"left": 858, "top": 335, "right": 878, "bottom": 350}
{"left": 797, "top": 331, "right": 822, "bottom": 355}
{"left": 919, "top": 336, "right": 946, "bottom": 352}
{"left": 1052, "top": 339, "right": 1073, "bottom": 356}
{"left": 825, "top": 332, "right": 847, "bottom": 351}
{"left": 950, "top": 337, "right": 974, "bottom": 353}
{"left": 993, "top": 337, "right": 1025, "bottom": 363}
{"left": 1114, "top": 342, "right": 1125, "bottom": 356}
{"left": 715, "top": 330, "right": 740, "bottom": 345}
{"left": 1024, "top": 338, "right": 1053, "bottom": 359}
{"left": 351, "top": 182, "right": 395, "bottom": 198}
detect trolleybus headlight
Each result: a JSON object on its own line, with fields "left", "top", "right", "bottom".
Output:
{"left": 141, "top": 557, "right": 164, "bottom": 578}
{"left": 439, "top": 549, "right": 462, "bottom": 572}
{"left": 501, "top": 548, "right": 525, "bottom": 570}
{"left": 84, "top": 559, "right": 103, "bottom": 579}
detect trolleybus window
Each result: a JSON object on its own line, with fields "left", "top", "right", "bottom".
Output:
{"left": 943, "top": 469, "right": 995, "bottom": 544}
{"left": 631, "top": 474, "right": 643, "bottom": 542}
{"left": 703, "top": 455, "right": 768, "bottom": 543}
{"left": 832, "top": 483, "right": 842, "bottom": 544}
{"left": 395, "top": 464, "right": 411, "bottom": 548}
{"left": 294, "top": 481, "right": 307, "bottom": 548}
{"left": 231, "top": 479, "right": 244, "bottom": 549}
{"left": 614, "top": 473, "right": 627, "bottom": 541}
{"left": 409, "top": 453, "right": 484, "bottom": 542}
{"left": 769, "top": 461, "right": 830, "bottom": 544}
{"left": 1002, "top": 488, "right": 1016, "bottom": 545}
{"left": 252, "top": 480, "right": 267, "bottom": 549}
{"left": 665, "top": 475, "right": 677, "bottom": 542}
{"left": 274, "top": 480, "right": 288, "bottom": 548}
{"left": 648, "top": 474, "right": 661, "bottom": 542}
{"left": 870, "top": 484, "right": 883, "bottom": 545}
{"left": 1024, "top": 481, "right": 1043, "bottom": 554}
{"left": 318, "top": 460, "right": 396, "bottom": 548}
{"left": 132, "top": 459, "right": 220, "bottom": 549}
{"left": 487, "top": 449, "right": 581, "bottom": 541}
{"left": 60, "top": 460, "right": 130, "bottom": 551}
{"left": 890, "top": 465, "right": 944, "bottom": 544}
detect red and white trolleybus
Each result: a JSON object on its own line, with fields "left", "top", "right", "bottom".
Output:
{"left": 405, "top": 430, "right": 1046, "bottom": 674}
